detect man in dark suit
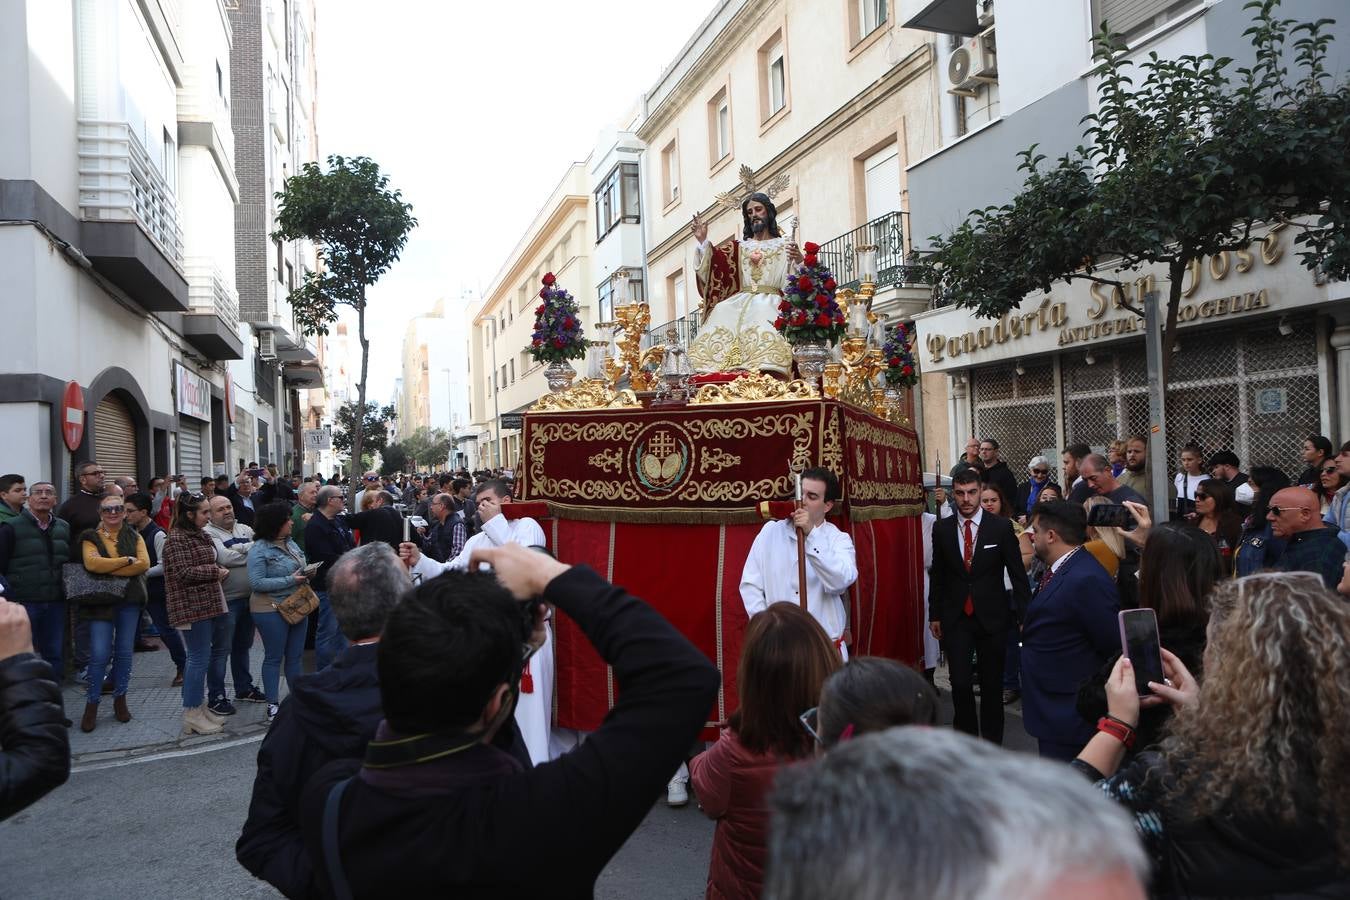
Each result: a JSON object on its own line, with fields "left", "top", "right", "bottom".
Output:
{"left": 1021, "top": 501, "right": 1120, "bottom": 760}
{"left": 929, "top": 468, "right": 1030, "bottom": 744}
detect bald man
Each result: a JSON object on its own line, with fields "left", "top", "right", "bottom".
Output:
{"left": 1268, "top": 486, "right": 1346, "bottom": 589}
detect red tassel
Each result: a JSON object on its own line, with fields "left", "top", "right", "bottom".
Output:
{"left": 520, "top": 660, "right": 534, "bottom": 694}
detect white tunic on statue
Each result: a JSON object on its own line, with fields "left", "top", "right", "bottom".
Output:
{"left": 740, "top": 518, "right": 858, "bottom": 657}
{"left": 687, "top": 236, "right": 794, "bottom": 376}
{"left": 409, "top": 513, "right": 554, "bottom": 767}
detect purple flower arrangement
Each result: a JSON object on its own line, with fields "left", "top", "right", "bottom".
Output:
{"left": 883, "top": 321, "right": 919, "bottom": 388}
{"left": 529, "top": 272, "right": 587, "bottom": 365}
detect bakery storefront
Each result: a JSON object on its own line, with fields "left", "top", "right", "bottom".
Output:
{"left": 914, "top": 226, "right": 1350, "bottom": 477}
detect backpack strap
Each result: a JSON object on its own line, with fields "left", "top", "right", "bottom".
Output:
{"left": 321, "top": 776, "right": 355, "bottom": 900}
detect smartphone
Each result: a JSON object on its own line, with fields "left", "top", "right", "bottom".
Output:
{"left": 407, "top": 515, "right": 429, "bottom": 529}
{"left": 1119, "top": 608, "right": 1165, "bottom": 697}
{"left": 301, "top": 562, "right": 322, "bottom": 576}
{"left": 1087, "top": 503, "right": 1136, "bottom": 528}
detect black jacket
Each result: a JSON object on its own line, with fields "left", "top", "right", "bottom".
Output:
{"left": 981, "top": 460, "right": 1020, "bottom": 511}
{"left": 1277, "top": 525, "right": 1347, "bottom": 589}
{"left": 929, "top": 512, "right": 1031, "bottom": 633}
{"left": 225, "top": 485, "right": 258, "bottom": 528}
{"left": 344, "top": 507, "right": 406, "bottom": 553}
{"left": 297, "top": 565, "right": 721, "bottom": 899}
{"left": 303, "top": 512, "right": 354, "bottom": 592}
{"left": 0, "top": 653, "right": 70, "bottom": 821}
{"left": 237, "top": 643, "right": 383, "bottom": 899}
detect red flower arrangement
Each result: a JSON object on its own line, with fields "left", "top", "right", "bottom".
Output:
{"left": 775, "top": 242, "right": 846, "bottom": 346}
{"left": 882, "top": 321, "right": 919, "bottom": 388}
{"left": 528, "top": 273, "right": 587, "bottom": 365}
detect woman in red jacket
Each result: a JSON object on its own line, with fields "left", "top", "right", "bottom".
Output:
{"left": 690, "top": 603, "right": 840, "bottom": 900}
{"left": 161, "top": 492, "right": 229, "bottom": 736}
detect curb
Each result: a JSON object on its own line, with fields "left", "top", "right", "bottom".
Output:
{"left": 71, "top": 721, "right": 271, "bottom": 770}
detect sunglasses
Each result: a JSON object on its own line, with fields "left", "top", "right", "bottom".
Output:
{"left": 799, "top": 707, "right": 822, "bottom": 745}
{"left": 100, "top": 505, "right": 124, "bottom": 514}
{"left": 1322, "top": 466, "right": 1339, "bottom": 474}
{"left": 1194, "top": 492, "right": 1210, "bottom": 500}
{"left": 1266, "top": 506, "right": 1306, "bottom": 517}
{"left": 1031, "top": 469, "right": 1049, "bottom": 476}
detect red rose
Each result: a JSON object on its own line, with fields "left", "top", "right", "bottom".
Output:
{"left": 778, "top": 300, "right": 791, "bottom": 312}
{"left": 535, "top": 305, "right": 545, "bottom": 315}
{"left": 542, "top": 272, "right": 556, "bottom": 286}
{"left": 791, "top": 311, "right": 807, "bottom": 326}
{"left": 773, "top": 317, "right": 785, "bottom": 330}
{"left": 552, "top": 337, "right": 565, "bottom": 348}
{"left": 539, "top": 288, "right": 549, "bottom": 299}
{"left": 564, "top": 316, "right": 575, "bottom": 329}
{"left": 833, "top": 313, "right": 845, "bottom": 324}
{"left": 823, "top": 278, "right": 837, "bottom": 291}
{"left": 815, "top": 295, "right": 828, "bottom": 309}
{"left": 815, "top": 312, "right": 830, "bottom": 327}
{"left": 902, "top": 365, "right": 913, "bottom": 375}
{"left": 889, "top": 357, "right": 901, "bottom": 367}
{"left": 796, "top": 275, "right": 814, "bottom": 291}
{"left": 532, "top": 338, "right": 542, "bottom": 347}
{"left": 803, "top": 241, "right": 820, "bottom": 254}
{"left": 803, "top": 254, "right": 819, "bottom": 268}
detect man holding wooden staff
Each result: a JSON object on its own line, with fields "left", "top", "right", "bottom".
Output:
{"left": 741, "top": 466, "right": 857, "bottom": 659}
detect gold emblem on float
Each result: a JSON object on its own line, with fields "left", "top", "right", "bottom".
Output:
{"left": 629, "top": 424, "right": 695, "bottom": 497}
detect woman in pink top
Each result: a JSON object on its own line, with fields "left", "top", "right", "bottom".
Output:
{"left": 690, "top": 604, "right": 841, "bottom": 900}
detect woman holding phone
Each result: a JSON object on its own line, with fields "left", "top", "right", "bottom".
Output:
{"left": 247, "top": 500, "right": 310, "bottom": 722}
{"left": 1074, "top": 572, "right": 1350, "bottom": 898}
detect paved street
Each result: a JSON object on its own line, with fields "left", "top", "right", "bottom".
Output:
{"left": 0, "top": 641, "right": 1035, "bottom": 899}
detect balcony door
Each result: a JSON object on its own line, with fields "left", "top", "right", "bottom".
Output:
{"left": 863, "top": 144, "right": 900, "bottom": 222}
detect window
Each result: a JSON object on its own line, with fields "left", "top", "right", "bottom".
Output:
{"left": 858, "top": 0, "right": 886, "bottom": 39}
{"left": 162, "top": 128, "right": 177, "bottom": 193}
{"left": 597, "top": 279, "right": 614, "bottom": 324}
{"left": 594, "top": 162, "right": 641, "bottom": 240}
{"left": 275, "top": 239, "right": 284, "bottom": 284}
{"left": 708, "top": 87, "right": 732, "bottom": 166}
{"left": 508, "top": 359, "right": 515, "bottom": 384}
{"left": 500, "top": 364, "right": 507, "bottom": 389}
{"left": 760, "top": 35, "right": 787, "bottom": 121}
{"left": 1091, "top": 0, "right": 1200, "bottom": 42}
{"left": 284, "top": 261, "right": 294, "bottom": 294}
{"left": 668, "top": 271, "right": 688, "bottom": 319}
{"left": 216, "top": 61, "right": 225, "bottom": 100}
{"left": 661, "top": 139, "right": 680, "bottom": 207}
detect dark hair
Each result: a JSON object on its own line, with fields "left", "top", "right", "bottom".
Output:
{"left": 1196, "top": 477, "right": 1242, "bottom": 536}
{"left": 74, "top": 461, "right": 100, "bottom": 477}
{"left": 171, "top": 492, "right": 206, "bottom": 531}
{"left": 124, "top": 492, "right": 155, "bottom": 514}
{"left": 1064, "top": 443, "right": 1091, "bottom": 461}
{"left": 730, "top": 604, "right": 841, "bottom": 758}
{"left": 1207, "top": 450, "right": 1240, "bottom": 469}
{"left": 1180, "top": 441, "right": 1205, "bottom": 459}
{"left": 1306, "top": 435, "right": 1334, "bottom": 459}
{"left": 476, "top": 478, "right": 512, "bottom": 502}
{"left": 952, "top": 468, "right": 982, "bottom": 489}
{"left": 817, "top": 657, "right": 939, "bottom": 748}
{"left": 979, "top": 438, "right": 1000, "bottom": 450}
{"left": 1039, "top": 482, "right": 1063, "bottom": 499}
{"left": 1314, "top": 463, "right": 1347, "bottom": 501}
{"left": 801, "top": 466, "right": 841, "bottom": 504}
{"left": 200, "top": 476, "right": 214, "bottom": 487}
{"left": 0, "top": 474, "right": 25, "bottom": 494}
{"left": 740, "top": 191, "right": 780, "bottom": 239}
{"left": 1341, "top": 440, "right": 1350, "bottom": 455}
{"left": 253, "top": 500, "right": 294, "bottom": 541}
{"left": 452, "top": 477, "right": 470, "bottom": 492}
{"left": 1247, "top": 465, "right": 1291, "bottom": 524}
{"left": 978, "top": 481, "right": 1011, "bottom": 516}
{"left": 1030, "top": 500, "right": 1087, "bottom": 545}
{"left": 378, "top": 570, "right": 527, "bottom": 734}
{"left": 1137, "top": 522, "right": 1217, "bottom": 630}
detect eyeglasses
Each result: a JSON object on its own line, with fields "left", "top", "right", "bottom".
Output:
{"left": 1322, "top": 466, "right": 1339, "bottom": 474}
{"left": 1031, "top": 469, "right": 1049, "bottom": 476}
{"left": 799, "top": 707, "right": 822, "bottom": 745}
{"left": 99, "top": 506, "right": 124, "bottom": 514}
{"left": 185, "top": 492, "right": 206, "bottom": 502}
{"left": 1266, "top": 506, "right": 1306, "bottom": 517}
{"left": 82, "top": 470, "right": 105, "bottom": 478}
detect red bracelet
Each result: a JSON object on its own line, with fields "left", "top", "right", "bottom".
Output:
{"left": 1096, "top": 716, "right": 1137, "bottom": 749}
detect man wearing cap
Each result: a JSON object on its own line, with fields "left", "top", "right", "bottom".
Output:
{"left": 1209, "top": 450, "right": 1250, "bottom": 514}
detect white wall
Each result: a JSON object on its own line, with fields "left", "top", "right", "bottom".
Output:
{"left": 993, "top": 0, "right": 1092, "bottom": 118}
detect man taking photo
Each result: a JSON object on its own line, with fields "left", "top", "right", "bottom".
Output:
{"left": 298, "top": 542, "right": 720, "bottom": 897}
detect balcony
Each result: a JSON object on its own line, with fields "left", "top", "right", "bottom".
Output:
{"left": 77, "top": 119, "right": 189, "bottom": 312}
{"left": 644, "top": 311, "right": 702, "bottom": 351}
{"left": 817, "top": 211, "right": 934, "bottom": 293}
{"left": 181, "top": 259, "right": 245, "bottom": 359}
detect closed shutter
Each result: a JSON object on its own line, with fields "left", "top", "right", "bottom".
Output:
{"left": 177, "top": 420, "right": 204, "bottom": 482}
{"left": 93, "top": 395, "right": 138, "bottom": 483}
{"left": 864, "top": 145, "right": 901, "bottom": 222}
{"left": 1096, "top": 0, "right": 1168, "bottom": 36}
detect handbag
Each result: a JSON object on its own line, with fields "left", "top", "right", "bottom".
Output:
{"left": 62, "top": 562, "right": 130, "bottom": 606}
{"left": 274, "top": 583, "right": 319, "bottom": 625}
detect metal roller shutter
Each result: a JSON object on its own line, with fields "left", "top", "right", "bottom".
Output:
{"left": 93, "top": 395, "right": 139, "bottom": 483}
{"left": 177, "top": 420, "right": 204, "bottom": 482}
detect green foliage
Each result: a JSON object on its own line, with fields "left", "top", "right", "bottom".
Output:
{"left": 379, "top": 442, "right": 408, "bottom": 476}
{"left": 333, "top": 401, "right": 394, "bottom": 459}
{"left": 928, "top": 1, "right": 1350, "bottom": 348}
{"left": 400, "top": 427, "right": 451, "bottom": 469}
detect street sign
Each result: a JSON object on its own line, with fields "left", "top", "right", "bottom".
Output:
{"left": 61, "top": 381, "right": 85, "bottom": 451}
{"left": 500, "top": 414, "right": 525, "bottom": 431}
{"left": 303, "top": 427, "right": 332, "bottom": 451}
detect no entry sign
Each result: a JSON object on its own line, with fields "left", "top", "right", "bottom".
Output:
{"left": 61, "top": 381, "right": 85, "bottom": 451}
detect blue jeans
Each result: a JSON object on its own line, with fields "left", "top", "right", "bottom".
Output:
{"left": 253, "top": 610, "right": 306, "bottom": 703}
{"left": 85, "top": 604, "right": 141, "bottom": 705}
{"left": 182, "top": 614, "right": 229, "bottom": 709}
{"left": 314, "top": 590, "right": 347, "bottom": 671}
{"left": 224, "top": 597, "right": 256, "bottom": 697}
{"left": 144, "top": 599, "right": 186, "bottom": 671}
{"left": 21, "top": 602, "right": 65, "bottom": 677}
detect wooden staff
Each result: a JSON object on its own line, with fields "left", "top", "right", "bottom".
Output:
{"left": 795, "top": 472, "right": 808, "bottom": 611}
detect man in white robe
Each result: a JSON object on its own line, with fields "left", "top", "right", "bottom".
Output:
{"left": 399, "top": 479, "right": 554, "bottom": 766}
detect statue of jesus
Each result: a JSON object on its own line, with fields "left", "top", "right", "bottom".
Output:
{"left": 687, "top": 192, "right": 802, "bottom": 376}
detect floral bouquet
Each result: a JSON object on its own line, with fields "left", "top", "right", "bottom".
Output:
{"left": 529, "top": 272, "right": 587, "bottom": 365}
{"left": 883, "top": 321, "right": 919, "bottom": 388}
{"left": 774, "top": 241, "right": 846, "bottom": 346}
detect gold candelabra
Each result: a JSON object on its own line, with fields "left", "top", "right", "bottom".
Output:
{"left": 600, "top": 303, "right": 661, "bottom": 392}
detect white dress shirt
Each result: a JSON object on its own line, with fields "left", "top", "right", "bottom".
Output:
{"left": 740, "top": 517, "right": 858, "bottom": 645}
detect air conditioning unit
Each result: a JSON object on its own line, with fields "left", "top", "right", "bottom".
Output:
{"left": 258, "top": 329, "right": 278, "bottom": 361}
{"left": 947, "top": 28, "right": 997, "bottom": 95}
{"left": 976, "top": 0, "right": 995, "bottom": 28}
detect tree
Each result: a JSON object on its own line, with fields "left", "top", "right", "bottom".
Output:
{"left": 333, "top": 401, "right": 395, "bottom": 469}
{"left": 379, "top": 442, "right": 408, "bottom": 477}
{"left": 400, "top": 426, "right": 451, "bottom": 471}
{"left": 927, "top": 0, "right": 1350, "bottom": 513}
{"left": 273, "top": 155, "right": 417, "bottom": 509}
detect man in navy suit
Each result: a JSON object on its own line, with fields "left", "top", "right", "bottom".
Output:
{"left": 929, "top": 468, "right": 1030, "bottom": 744}
{"left": 1021, "top": 500, "right": 1120, "bottom": 760}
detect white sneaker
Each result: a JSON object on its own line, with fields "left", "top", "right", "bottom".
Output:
{"left": 266, "top": 703, "right": 279, "bottom": 724}
{"left": 666, "top": 780, "right": 689, "bottom": 807}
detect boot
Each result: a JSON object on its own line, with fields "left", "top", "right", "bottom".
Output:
{"left": 113, "top": 694, "right": 132, "bottom": 723}
{"left": 182, "top": 706, "right": 223, "bottom": 736}
{"left": 200, "top": 703, "right": 226, "bottom": 725}
{"left": 171, "top": 668, "right": 184, "bottom": 688}
{"left": 80, "top": 702, "right": 98, "bottom": 733}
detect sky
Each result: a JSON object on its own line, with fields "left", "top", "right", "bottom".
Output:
{"left": 315, "top": 0, "right": 720, "bottom": 406}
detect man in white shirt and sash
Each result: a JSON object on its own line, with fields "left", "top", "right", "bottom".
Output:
{"left": 399, "top": 479, "right": 553, "bottom": 766}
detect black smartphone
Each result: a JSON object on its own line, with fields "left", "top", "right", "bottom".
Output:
{"left": 1087, "top": 503, "right": 1136, "bottom": 528}
{"left": 1119, "top": 608, "right": 1165, "bottom": 697}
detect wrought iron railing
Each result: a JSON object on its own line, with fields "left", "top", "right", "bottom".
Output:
{"left": 817, "top": 211, "right": 934, "bottom": 292}
{"left": 644, "top": 311, "right": 702, "bottom": 349}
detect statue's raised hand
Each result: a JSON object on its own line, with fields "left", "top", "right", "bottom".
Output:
{"left": 691, "top": 213, "right": 708, "bottom": 244}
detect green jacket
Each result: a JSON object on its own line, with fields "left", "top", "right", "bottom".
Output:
{"left": 3, "top": 511, "right": 71, "bottom": 604}
{"left": 0, "top": 503, "right": 21, "bottom": 526}
{"left": 291, "top": 502, "right": 314, "bottom": 554}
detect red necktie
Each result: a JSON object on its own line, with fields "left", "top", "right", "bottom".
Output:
{"left": 962, "top": 518, "right": 975, "bottom": 616}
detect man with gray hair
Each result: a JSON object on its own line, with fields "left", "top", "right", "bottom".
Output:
{"left": 303, "top": 484, "right": 355, "bottom": 670}
{"left": 765, "top": 727, "right": 1148, "bottom": 900}
{"left": 237, "top": 542, "right": 405, "bottom": 898}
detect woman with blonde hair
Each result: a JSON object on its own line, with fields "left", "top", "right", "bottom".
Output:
{"left": 1082, "top": 496, "right": 1125, "bottom": 579}
{"left": 1076, "top": 572, "right": 1350, "bottom": 897}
